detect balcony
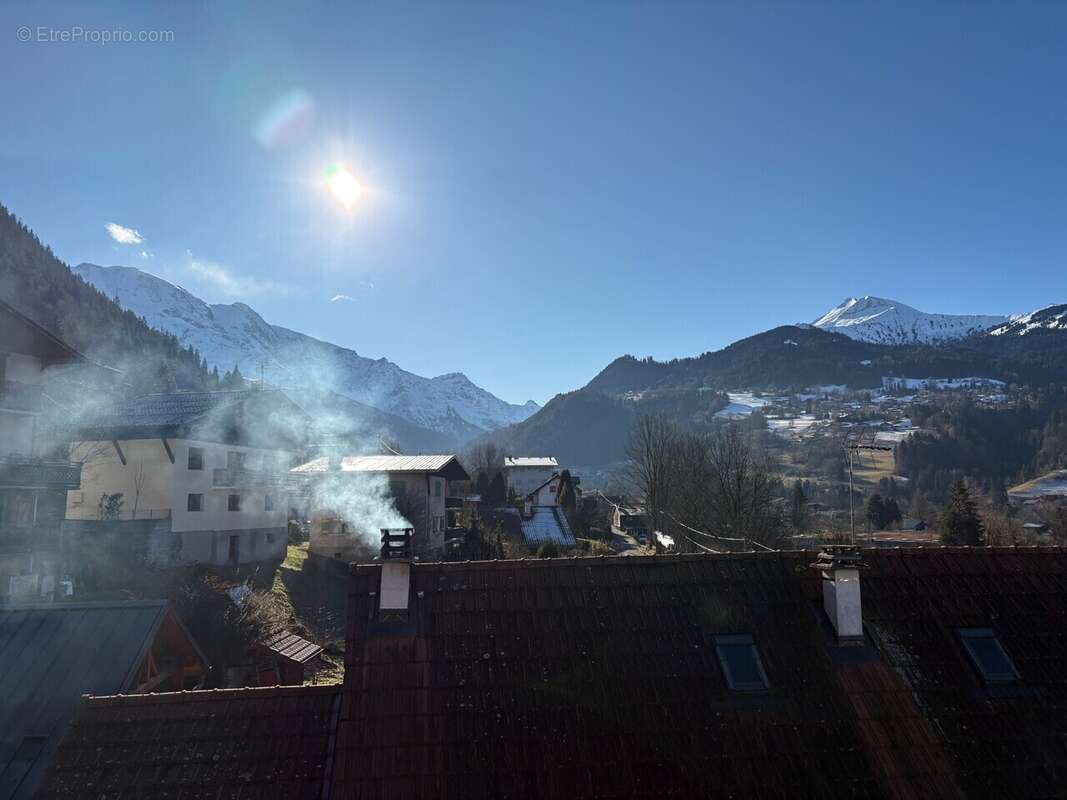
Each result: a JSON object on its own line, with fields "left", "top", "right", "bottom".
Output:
{"left": 212, "top": 467, "right": 292, "bottom": 489}
{"left": 0, "top": 380, "right": 43, "bottom": 413}
{"left": 0, "top": 456, "right": 81, "bottom": 489}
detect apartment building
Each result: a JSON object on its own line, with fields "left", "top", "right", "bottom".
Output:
{"left": 0, "top": 300, "right": 89, "bottom": 600}
{"left": 65, "top": 390, "right": 309, "bottom": 568}
{"left": 292, "top": 453, "right": 469, "bottom": 560}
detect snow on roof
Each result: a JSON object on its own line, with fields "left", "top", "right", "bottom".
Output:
{"left": 292, "top": 454, "right": 464, "bottom": 476}
{"left": 504, "top": 457, "right": 559, "bottom": 468}
{"left": 520, "top": 506, "right": 574, "bottom": 546}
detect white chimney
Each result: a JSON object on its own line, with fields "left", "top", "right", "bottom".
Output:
{"left": 378, "top": 528, "right": 413, "bottom": 615}
{"left": 812, "top": 549, "right": 865, "bottom": 643}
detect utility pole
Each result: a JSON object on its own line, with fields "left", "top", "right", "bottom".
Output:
{"left": 843, "top": 428, "right": 894, "bottom": 545}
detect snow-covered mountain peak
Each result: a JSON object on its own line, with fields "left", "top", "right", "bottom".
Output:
{"left": 989, "top": 304, "right": 1067, "bottom": 336}
{"left": 812, "top": 296, "right": 1008, "bottom": 345}
{"left": 73, "top": 263, "right": 537, "bottom": 443}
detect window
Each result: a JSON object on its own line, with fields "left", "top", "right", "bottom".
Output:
{"left": 188, "top": 447, "right": 204, "bottom": 471}
{"left": 434, "top": 480, "right": 442, "bottom": 497}
{"left": 227, "top": 451, "right": 246, "bottom": 471}
{"left": 187, "top": 493, "right": 203, "bottom": 512}
{"left": 264, "top": 494, "right": 275, "bottom": 512}
{"left": 713, "top": 634, "right": 770, "bottom": 691}
{"left": 228, "top": 494, "right": 241, "bottom": 512}
{"left": 958, "top": 628, "right": 1019, "bottom": 683}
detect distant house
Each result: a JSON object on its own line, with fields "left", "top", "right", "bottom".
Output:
{"left": 612, "top": 504, "right": 647, "bottom": 536}
{"left": 504, "top": 456, "right": 559, "bottom": 497}
{"left": 900, "top": 517, "right": 928, "bottom": 531}
{"left": 292, "top": 454, "right": 470, "bottom": 560}
{"left": 0, "top": 600, "right": 209, "bottom": 799}
{"left": 1009, "top": 470, "right": 1067, "bottom": 506}
{"left": 43, "top": 546, "right": 1067, "bottom": 799}
{"left": 528, "top": 472, "right": 562, "bottom": 507}
{"left": 0, "top": 300, "right": 90, "bottom": 601}
{"left": 64, "top": 390, "right": 309, "bottom": 569}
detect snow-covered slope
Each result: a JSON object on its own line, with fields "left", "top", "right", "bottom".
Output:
{"left": 812, "top": 296, "right": 1007, "bottom": 344}
{"left": 74, "top": 264, "right": 538, "bottom": 443}
{"left": 989, "top": 304, "right": 1067, "bottom": 336}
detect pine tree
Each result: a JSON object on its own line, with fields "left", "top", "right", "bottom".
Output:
{"left": 941, "top": 480, "right": 984, "bottom": 546}
{"left": 865, "top": 493, "right": 886, "bottom": 531}
{"left": 475, "top": 471, "right": 490, "bottom": 499}
{"left": 883, "top": 497, "right": 902, "bottom": 530}
{"left": 790, "top": 480, "right": 809, "bottom": 533}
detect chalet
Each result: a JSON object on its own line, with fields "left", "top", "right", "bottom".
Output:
{"left": 292, "top": 454, "right": 470, "bottom": 560}
{"left": 503, "top": 455, "right": 559, "bottom": 497}
{"left": 43, "top": 544, "right": 1067, "bottom": 799}
{"left": 0, "top": 600, "right": 208, "bottom": 799}
{"left": 63, "top": 390, "right": 309, "bottom": 569}
{"left": 527, "top": 472, "right": 562, "bottom": 507}
{"left": 611, "top": 503, "right": 647, "bottom": 536}
{"left": 0, "top": 300, "right": 90, "bottom": 601}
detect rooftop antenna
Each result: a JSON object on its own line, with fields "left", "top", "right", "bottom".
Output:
{"left": 843, "top": 427, "right": 894, "bottom": 545}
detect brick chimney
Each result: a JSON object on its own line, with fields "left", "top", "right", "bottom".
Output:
{"left": 811, "top": 548, "right": 865, "bottom": 644}
{"left": 378, "top": 528, "right": 413, "bottom": 614}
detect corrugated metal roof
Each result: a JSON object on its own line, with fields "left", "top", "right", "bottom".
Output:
{"left": 0, "top": 601, "right": 171, "bottom": 800}
{"left": 520, "top": 506, "right": 575, "bottom": 546}
{"left": 262, "top": 630, "right": 323, "bottom": 664}
{"left": 292, "top": 454, "right": 460, "bottom": 473}
{"left": 504, "top": 456, "right": 559, "bottom": 468}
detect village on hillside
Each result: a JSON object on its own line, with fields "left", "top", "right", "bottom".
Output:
{"left": 5, "top": 297, "right": 1067, "bottom": 797}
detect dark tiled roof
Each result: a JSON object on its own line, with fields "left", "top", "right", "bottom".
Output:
{"left": 0, "top": 299, "right": 87, "bottom": 366}
{"left": 333, "top": 547, "right": 1067, "bottom": 799}
{"left": 0, "top": 601, "right": 173, "bottom": 799}
{"left": 36, "top": 685, "right": 341, "bottom": 800}
{"left": 78, "top": 389, "right": 309, "bottom": 445}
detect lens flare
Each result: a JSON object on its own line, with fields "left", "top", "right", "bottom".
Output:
{"left": 253, "top": 89, "right": 316, "bottom": 149}
{"left": 325, "top": 163, "right": 362, "bottom": 210}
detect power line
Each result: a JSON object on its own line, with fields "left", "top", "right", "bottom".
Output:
{"left": 661, "top": 510, "right": 776, "bottom": 552}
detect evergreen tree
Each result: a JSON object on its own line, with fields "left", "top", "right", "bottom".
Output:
{"left": 883, "top": 497, "right": 903, "bottom": 530}
{"left": 536, "top": 540, "right": 560, "bottom": 558}
{"left": 486, "top": 472, "right": 507, "bottom": 507}
{"left": 790, "top": 479, "right": 809, "bottom": 533}
{"left": 558, "top": 470, "right": 577, "bottom": 512}
{"left": 157, "top": 360, "right": 178, "bottom": 392}
{"left": 941, "top": 480, "right": 984, "bottom": 546}
{"left": 865, "top": 493, "right": 886, "bottom": 531}
{"left": 474, "top": 471, "right": 490, "bottom": 499}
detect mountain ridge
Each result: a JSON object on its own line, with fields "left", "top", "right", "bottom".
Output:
{"left": 74, "top": 263, "right": 538, "bottom": 444}
{"left": 812, "top": 295, "right": 1008, "bottom": 344}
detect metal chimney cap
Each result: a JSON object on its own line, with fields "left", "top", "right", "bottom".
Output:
{"left": 380, "top": 527, "right": 414, "bottom": 561}
{"left": 810, "top": 547, "right": 866, "bottom": 573}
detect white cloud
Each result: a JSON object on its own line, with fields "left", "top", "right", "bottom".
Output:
{"left": 105, "top": 222, "right": 144, "bottom": 245}
{"left": 330, "top": 293, "right": 354, "bottom": 303}
{"left": 140, "top": 250, "right": 151, "bottom": 259}
{"left": 186, "top": 255, "right": 293, "bottom": 300}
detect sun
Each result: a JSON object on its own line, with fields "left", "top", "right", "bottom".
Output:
{"left": 325, "top": 163, "right": 362, "bottom": 210}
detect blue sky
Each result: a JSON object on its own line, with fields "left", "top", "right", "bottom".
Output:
{"left": 3, "top": 1, "right": 1067, "bottom": 405}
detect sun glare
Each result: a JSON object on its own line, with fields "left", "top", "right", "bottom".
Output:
{"left": 325, "top": 163, "right": 362, "bottom": 210}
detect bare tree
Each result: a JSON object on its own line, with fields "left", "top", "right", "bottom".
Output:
{"left": 625, "top": 415, "right": 679, "bottom": 527}
{"left": 131, "top": 460, "right": 146, "bottom": 519}
{"left": 705, "top": 426, "right": 783, "bottom": 548}
{"left": 625, "top": 416, "right": 784, "bottom": 552}
{"left": 464, "top": 442, "right": 503, "bottom": 482}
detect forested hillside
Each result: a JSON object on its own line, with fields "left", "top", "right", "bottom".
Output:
{"left": 0, "top": 204, "right": 211, "bottom": 392}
